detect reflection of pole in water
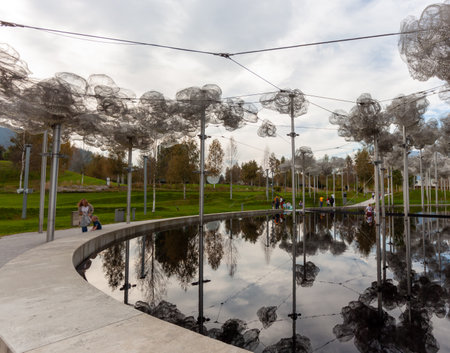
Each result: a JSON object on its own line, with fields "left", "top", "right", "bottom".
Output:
{"left": 124, "top": 239, "right": 130, "bottom": 304}
{"left": 140, "top": 234, "right": 146, "bottom": 279}
{"left": 288, "top": 213, "right": 298, "bottom": 351}
{"left": 422, "top": 221, "right": 427, "bottom": 275}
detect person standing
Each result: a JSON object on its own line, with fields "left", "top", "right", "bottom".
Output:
{"left": 319, "top": 196, "right": 324, "bottom": 207}
{"left": 78, "top": 198, "right": 94, "bottom": 233}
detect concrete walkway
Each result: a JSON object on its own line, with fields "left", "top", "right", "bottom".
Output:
{"left": 0, "top": 213, "right": 268, "bottom": 353}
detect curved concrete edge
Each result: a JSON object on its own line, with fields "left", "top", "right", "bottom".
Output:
{"left": 0, "top": 209, "right": 278, "bottom": 353}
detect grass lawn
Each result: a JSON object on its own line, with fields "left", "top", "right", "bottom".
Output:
{"left": 0, "top": 183, "right": 378, "bottom": 236}
{"left": 0, "top": 167, "right": 447, "bottom": 236}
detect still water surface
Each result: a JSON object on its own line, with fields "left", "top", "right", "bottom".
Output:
{"left": 79, "top": 211, "right": 449, "bottom": 352}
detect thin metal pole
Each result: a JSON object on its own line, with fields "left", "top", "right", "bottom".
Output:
{"left": 126, "top": 141, "right": 132, "bottom": 224}
{"left": 390, "top": 166, "right": 394, "bottom": 206}
{"left": 21, "top": 144, "right": 32, "bottom": 219}
{"left": 143, "top": 156, "right": 148, "bottom": 215}
{"left": 271, "top": 170, "right": 274, "bottom": 201}
{"left": 402, "top": 125, "right": 412, "bottom": 310}
{"left": 39, "top": 130, "right": 48, "bottom": 233}
{"left": 46, "top": 124, "right": 61, "bottom": 242}
{"left": 287, "top": 93, "right": 299, "bottom": 330}
{"left": 152, "top": 142, "right": 157, "bottom": 213}
{"left": 374, "top": 138, "right": 382, "bottom": 317}
{"left": 266, "top": 169, "right": 269, "bottom": 201}
{"left": 380, "top": 165, "right": 387, "bottom": 282}
{"left": 198, "top": 106, "right": 207, "bottom": 333}
{"left": 333, "top": 172, "right": 335, "bottom": 209}
{"left": 419, "top": 149, "right": 424, "bottom": 210}
{"left": 434, "top": 151, "right": 438, "bottom": 209}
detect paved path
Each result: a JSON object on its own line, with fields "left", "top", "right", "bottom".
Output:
{"left": 0, "top": 212, "right": 279, "bottom": 353}
{"left": 0, "top": 227, "right": 84, "bottom": 268}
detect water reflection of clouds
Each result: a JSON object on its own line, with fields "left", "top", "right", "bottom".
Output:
{"left": 81, "top": 213, "right": 450, "bottom": 352}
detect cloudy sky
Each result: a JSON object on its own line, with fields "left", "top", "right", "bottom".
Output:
{"left": 1, "top": 0, "right": 447, "bottom": 165}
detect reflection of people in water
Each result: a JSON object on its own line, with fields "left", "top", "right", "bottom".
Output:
{"left": 273, "top": 213, "right": 284, "bottom": 224}
{"left": 365, "top": 204, "right": 374, "bottom": 224}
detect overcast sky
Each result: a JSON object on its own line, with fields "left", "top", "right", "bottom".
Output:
{"left": 1, "top": 0, "right": 448, "bottom": 165}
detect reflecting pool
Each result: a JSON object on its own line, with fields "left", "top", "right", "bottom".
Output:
{"left": 79, "top": 210, "right": 450, "bottom": 352}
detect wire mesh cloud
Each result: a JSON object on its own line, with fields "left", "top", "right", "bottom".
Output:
{"left": 260, "top": 89, "right": 308, "bottom": 117}
{"left": 175, "top": 84, "right": 222, "bottom": 126}
{"left": 257, "top": 119, "right": 277, "bottom": 137}
{"left": 215, "top": 98, "right": 258, "bottom": 131}
{"left": 411, "top": 118, "right": 440, "bottom": 149}
{"left": 329, "top": 93, "right": 390, "bottom": 144}
{"left": 398, "top": 2, "right": 450, "bottom": 84}
{"left": 385, "top": 93, "right": 429, "bottom": 130}
{"left": 0, "top": 43, "right": 31, "bottom": 100}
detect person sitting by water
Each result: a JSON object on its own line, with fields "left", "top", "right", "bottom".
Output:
{"left": 91, "top": 215, "right": 102, "bottom": 231}
{"left": 365, "top": 204, "right": 374, "bottom": 217}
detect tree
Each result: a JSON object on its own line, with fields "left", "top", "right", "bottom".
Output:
{"left": 354, "top": 148, "right": 373, "bottom": 192}
{"left": 226, "top": 137, "right": 238, "bottom": 199}
{"left": 206, "top": 139, "right": 224, "bottom": 177}
{"left": 269, "top": 153, "right": 280, "bottom": 185}
{"left": 225, "top": 164, "right": 241, "bottom": 184}
{"left": 108, "top": 149, "right": 126, "bottom": 185}
{"left": 241, "top": 160, "right": 259, "bottom": 185}
{"left": 165, "top": 139, "right": 199, "bottom": 198}
{"left": 344, "top": 155, "right": 354, "bottom": 190}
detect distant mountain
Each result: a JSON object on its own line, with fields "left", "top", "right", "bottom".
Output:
{"left": 0, "top": 127, "right": 15, "bottom": 147}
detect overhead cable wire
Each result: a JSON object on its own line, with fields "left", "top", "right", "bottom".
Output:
{"left": 226, "top": 57, "right": 283, "bottom": 91}
{"left": 1, "top": 20, "right": 426, "bottom": 57}
{"left": 0, "top": 20, "right": 219, "bottom": 56}
{"left": 229, "top": 30, "right": 429, "bottom": 56}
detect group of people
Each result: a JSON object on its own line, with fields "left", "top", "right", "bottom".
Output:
{"left": 319, "top": 195, "right": 335, "bottom": 207}
{"left": 272, "top": 195, "right": 293, "bottom": 210}
{"left": 77, "top": 198, "right": 102, "bottom": 232}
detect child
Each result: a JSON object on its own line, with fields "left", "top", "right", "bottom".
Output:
{"left": 91, "top": 215, "right": 102, "bottom": 231}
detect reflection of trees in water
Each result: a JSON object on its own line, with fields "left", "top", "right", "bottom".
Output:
{"left": 354, "top": 219, "right": 376, "bottom": 257}
{"left": 240, "top": 216, "right": 265, "bottom": 243}
{"left": 101, "top": 243, "right": 125, "bottom": 290}
{"left": 155, "top": 226, "right": 199, "bottom": 291}
{"left": 135, "top": 234, "right": 167, "bottom": 305}
{"left": 224, "top": 219, "right": 239, "bottom": 277}
{"left": 205, "top": 229, "right": 224, "bottom": 270}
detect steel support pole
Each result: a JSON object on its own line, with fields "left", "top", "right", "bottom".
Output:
{"left": 143, "top": 156, "right": 148, "bottom": 215}
{"left": 380, "top": 165, "right": 387, "bottom": 282}
{"left": 434, "top": 151, "right": 438, "bottom": 209}
{"left": 198, "top": 106, "right": 207, "bottom": 333}
{"left": 419, "top": 149, "right": 424, "bottom": 210}
{"left": 126, "top": 141, "right": 132, "bottom": 224}
{"left": 374, "top": 138, "right": 382, "bottom": 317}
{"left": 21, "top": 144, "right": 32, "bottom": 219}
{"left": 271, "top": 170, "right": 274, "bottom": 201}
{"left": 46, "top": 124, "right": 61, "bottom": 242}
{"left": 288, "top": 93, "right": 298, "bottom": 325}
{"left": 38, "top": 130, "right": 48, "bottom": 233}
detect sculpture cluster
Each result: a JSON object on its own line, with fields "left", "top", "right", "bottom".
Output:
{"left": 0, "top": 44, "right": 259, "bottom": 153}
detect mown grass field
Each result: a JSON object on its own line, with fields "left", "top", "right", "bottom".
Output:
{"left": 0, "top": 165, "right": 447, "bottom": 236}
